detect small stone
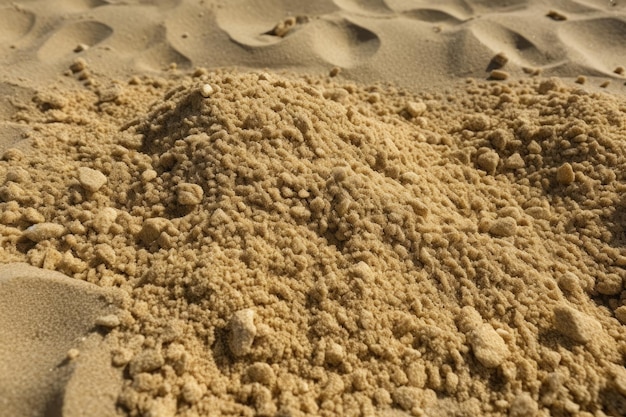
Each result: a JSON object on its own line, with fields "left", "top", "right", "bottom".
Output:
{"left": 246, "top": 362, "right": 276, "bottom": 387}
{"left": 92, "top": 207, "right": 118, "bottom": 233}
{"left": 96, "top": 314, "right": 121, "bottom": 328}
{"left": 129, "top": 350, "right": 165, "bottom": 375}
{"left": 509, "top": 393, "right": 538, "bottom": 417}
{"left": 325, "top": 341, "right": 345, "bottom": 366}
{"left": 176, "top": 182, "right": 203, "bottom": 206}
{"left": 141, "top": 169, "right": 158, "bottom": 183}
{"left": 74, "top": 43, "right": 89, "bottom": 52}
{"left": 490, "top": 52, "right": 509, "bottom": 69}
{"left": 406, "top": 101, "right": 427, "bottom": 117}
{"left": 476, "top": 150, "right": 500, "bottom": 174}
{"left": 392, "top": 386, "right": 422, "bottom": 411}
{"left": 95, "top": 243, "right": 116, "bottom": 266}
{"left": 557, "top": 272, "right": 581, "bottom": 293}
{"left": 489, "top": 217, "right": 517, "bottom": 237}
{"left": 527, "top": 140, "right": 542, "bottom": 154}
{"left": 78, "top": 167, "right": 107, "bottom": 192}
{"left": 200, "top": 84, "right": 214, "bottom": 98}
{"left": 329, "top": 66, "right": 341, "bottom": 77}
{"left": 575, "top": 75, "right": 587, "bottom": 84}
{"left": 537, "top": 78, "right": 562, "bottom": 94}
{"left": 67, "top": 348, "right": 80, "bottom": 360}
{"left": 464, "top": 114, "right": 490, "bottom": 131}
{"left": 596, "top": 273, "right": 623, "bottom": 295}
{"left": 556, "top": 163, "right": 575, "bottom": 185}
{"left": 553, "top": 304, "right": 602, "bottom": 343}
{"left": 546, "top": 10, "right": 567, "bottom": 21}
{"left": 469, "top": 323, "right": 509, "bottom": 368}
{"left": 22, "top": 208, "right": 45, "bottom": 224}
{"left": 488, "top": 129, "right": 511, "bottom": 150}
{"left": 229, "top": 309, "right": 256, "bottom": 357}
{"left": 138, "top": 217, "right": 172, "bottom": 244}
{"left": 111, "top": 348, "right": 133, "bottom": 367}
{"left": 505, "top": 153, "right": 525, "bottom": 169}
{"left": 98, "top": 84, "right": 122, "bottom": 102}
{"left": 615, "top": 66, "right": 625, "bottom": 75}
{"left": 181, "top": 377, "right": 203, "bottom": 404}
{"left": 271, "top": 16, "right": 297, "bottom": 37}
{"left": 70, "top": 58, "right": 87, "bottom": 73}
{"left": 23, "top": 223, "right": 65, "bottom": 242}
{"left": 489, "top": 70, "right": 509, "bottom": 81}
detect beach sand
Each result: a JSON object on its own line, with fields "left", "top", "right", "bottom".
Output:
{"left": 1, "top": 1, "right": 626, "bottom": 416}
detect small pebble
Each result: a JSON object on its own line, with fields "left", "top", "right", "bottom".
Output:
{"left": 546, "top": 10, "right": 567, "bottom": 21}
{"left": 176, "top": 182, "right": 204, "bottom": 206}
{"left": 96, "top": 314, "right": 121, "bottom": 328}
{"left": 74, "top": 43, "right": 89, "bottom": 53}
{"left": 556, "top": 162, "right": 575, "bottom": 185}
{"left": 200, "top": 84, "right": 214, "bottom": 98}
{"left": 490, "top": 52, "right": 509, "bottom": 69}
{"left": 129, "top": 349, "right": 165, "bottom": 376}
{"left": 78, "top": 167, "right": 107, "bottom": 192}
{"left": 23, "top": 223, "right": 65, "bottom": 242}
{"left": 469, "top": 323, "right": 509, "bottom": 368}
{"left": 489, "top": 70, "right": 509, "bottom": 81}
{"left": 476, "top": 150, "right": 500, "bottom": 174}
{"left": 70, "top": 58, "right": 87, "bottom": 73}
{"left": 489, "top": 217, "right": 517, "bottom": 237}
{"left": 553, "top": 304, "right": 602, "bottom": 343}
{"left": 229, "top": 309, "right": 256, "bottom": 357}
{"left": 67, "top": 348, "right": 80, "bottom": 360}
{"left": 406, "top": 101, "right": 427, "bottom": 117}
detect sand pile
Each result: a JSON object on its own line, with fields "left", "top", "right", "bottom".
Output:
{"left": 1, "top": 70, "right": 626, "bottom": 417}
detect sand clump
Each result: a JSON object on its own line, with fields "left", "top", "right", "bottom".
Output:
{"left": 1, "top": 69, "right": 626, "bottom": 416}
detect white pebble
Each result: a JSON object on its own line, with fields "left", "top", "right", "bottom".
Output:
{"left": 229, "top": 309, "right": 256, "bottom": 357}
{"left": 200, "top": 84, "right": 214, "bottom": 98}
{"left": 78, "top": 167, "right": 107, "bottom": 192}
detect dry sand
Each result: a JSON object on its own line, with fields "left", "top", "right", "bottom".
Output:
{"left": 1, "top": 1, "right": 626, "bottom": 417}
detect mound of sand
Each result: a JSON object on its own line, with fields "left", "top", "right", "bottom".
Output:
{"left": 1, "top": 69, "right": 626, "bottom": 416}
{"left": 0, "top": 263, "right": 122, "bottom": 417}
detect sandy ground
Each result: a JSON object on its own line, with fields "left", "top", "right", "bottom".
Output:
{"left": 1, "top": 1, "right": 626, "bottom": 416}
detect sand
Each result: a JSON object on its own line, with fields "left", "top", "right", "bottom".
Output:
{"left": 1, "top": 1, "right": 626, "bottom": 417}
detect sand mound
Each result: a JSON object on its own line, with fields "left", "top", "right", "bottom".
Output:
{"left": 1, "top": 70, "right": 626, "bottom": 416}
{"left": 0, "top": 263, "right": 122, "bottom": 417}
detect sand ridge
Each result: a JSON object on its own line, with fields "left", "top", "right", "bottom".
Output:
{"left": 1, "top": 0, "right": 626, "bottom": 93}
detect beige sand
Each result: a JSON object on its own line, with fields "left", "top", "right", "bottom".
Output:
{"left": 1, "top": 1, "right": 626, "bottom": 417}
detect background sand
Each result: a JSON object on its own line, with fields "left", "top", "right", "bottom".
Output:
{"left": 1, "top": 1, "right": 626, "bottom": 417}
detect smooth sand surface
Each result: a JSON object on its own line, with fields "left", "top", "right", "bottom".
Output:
{"left": 1, "top": 1, "right": 626, "bottom": 416}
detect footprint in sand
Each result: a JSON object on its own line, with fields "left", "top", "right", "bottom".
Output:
{"left": 38, "top": 20, "right": 113, "bottom": 62}
{"left": 310, "top": 18, "right": 380, "bottom": 68}
{"left": 0, "top": 6, "right": 35, "bottom": 45}
{"left": 558, "top": 18, "right": 626, "bottom": 75}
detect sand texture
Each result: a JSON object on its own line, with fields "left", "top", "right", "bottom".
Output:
{"left": 1, "top": 1, "right": 626, "bottom": 417}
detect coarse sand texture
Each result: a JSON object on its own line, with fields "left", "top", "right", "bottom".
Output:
{"left": 1, "top": 70, "right": 626, "bottom": 417}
